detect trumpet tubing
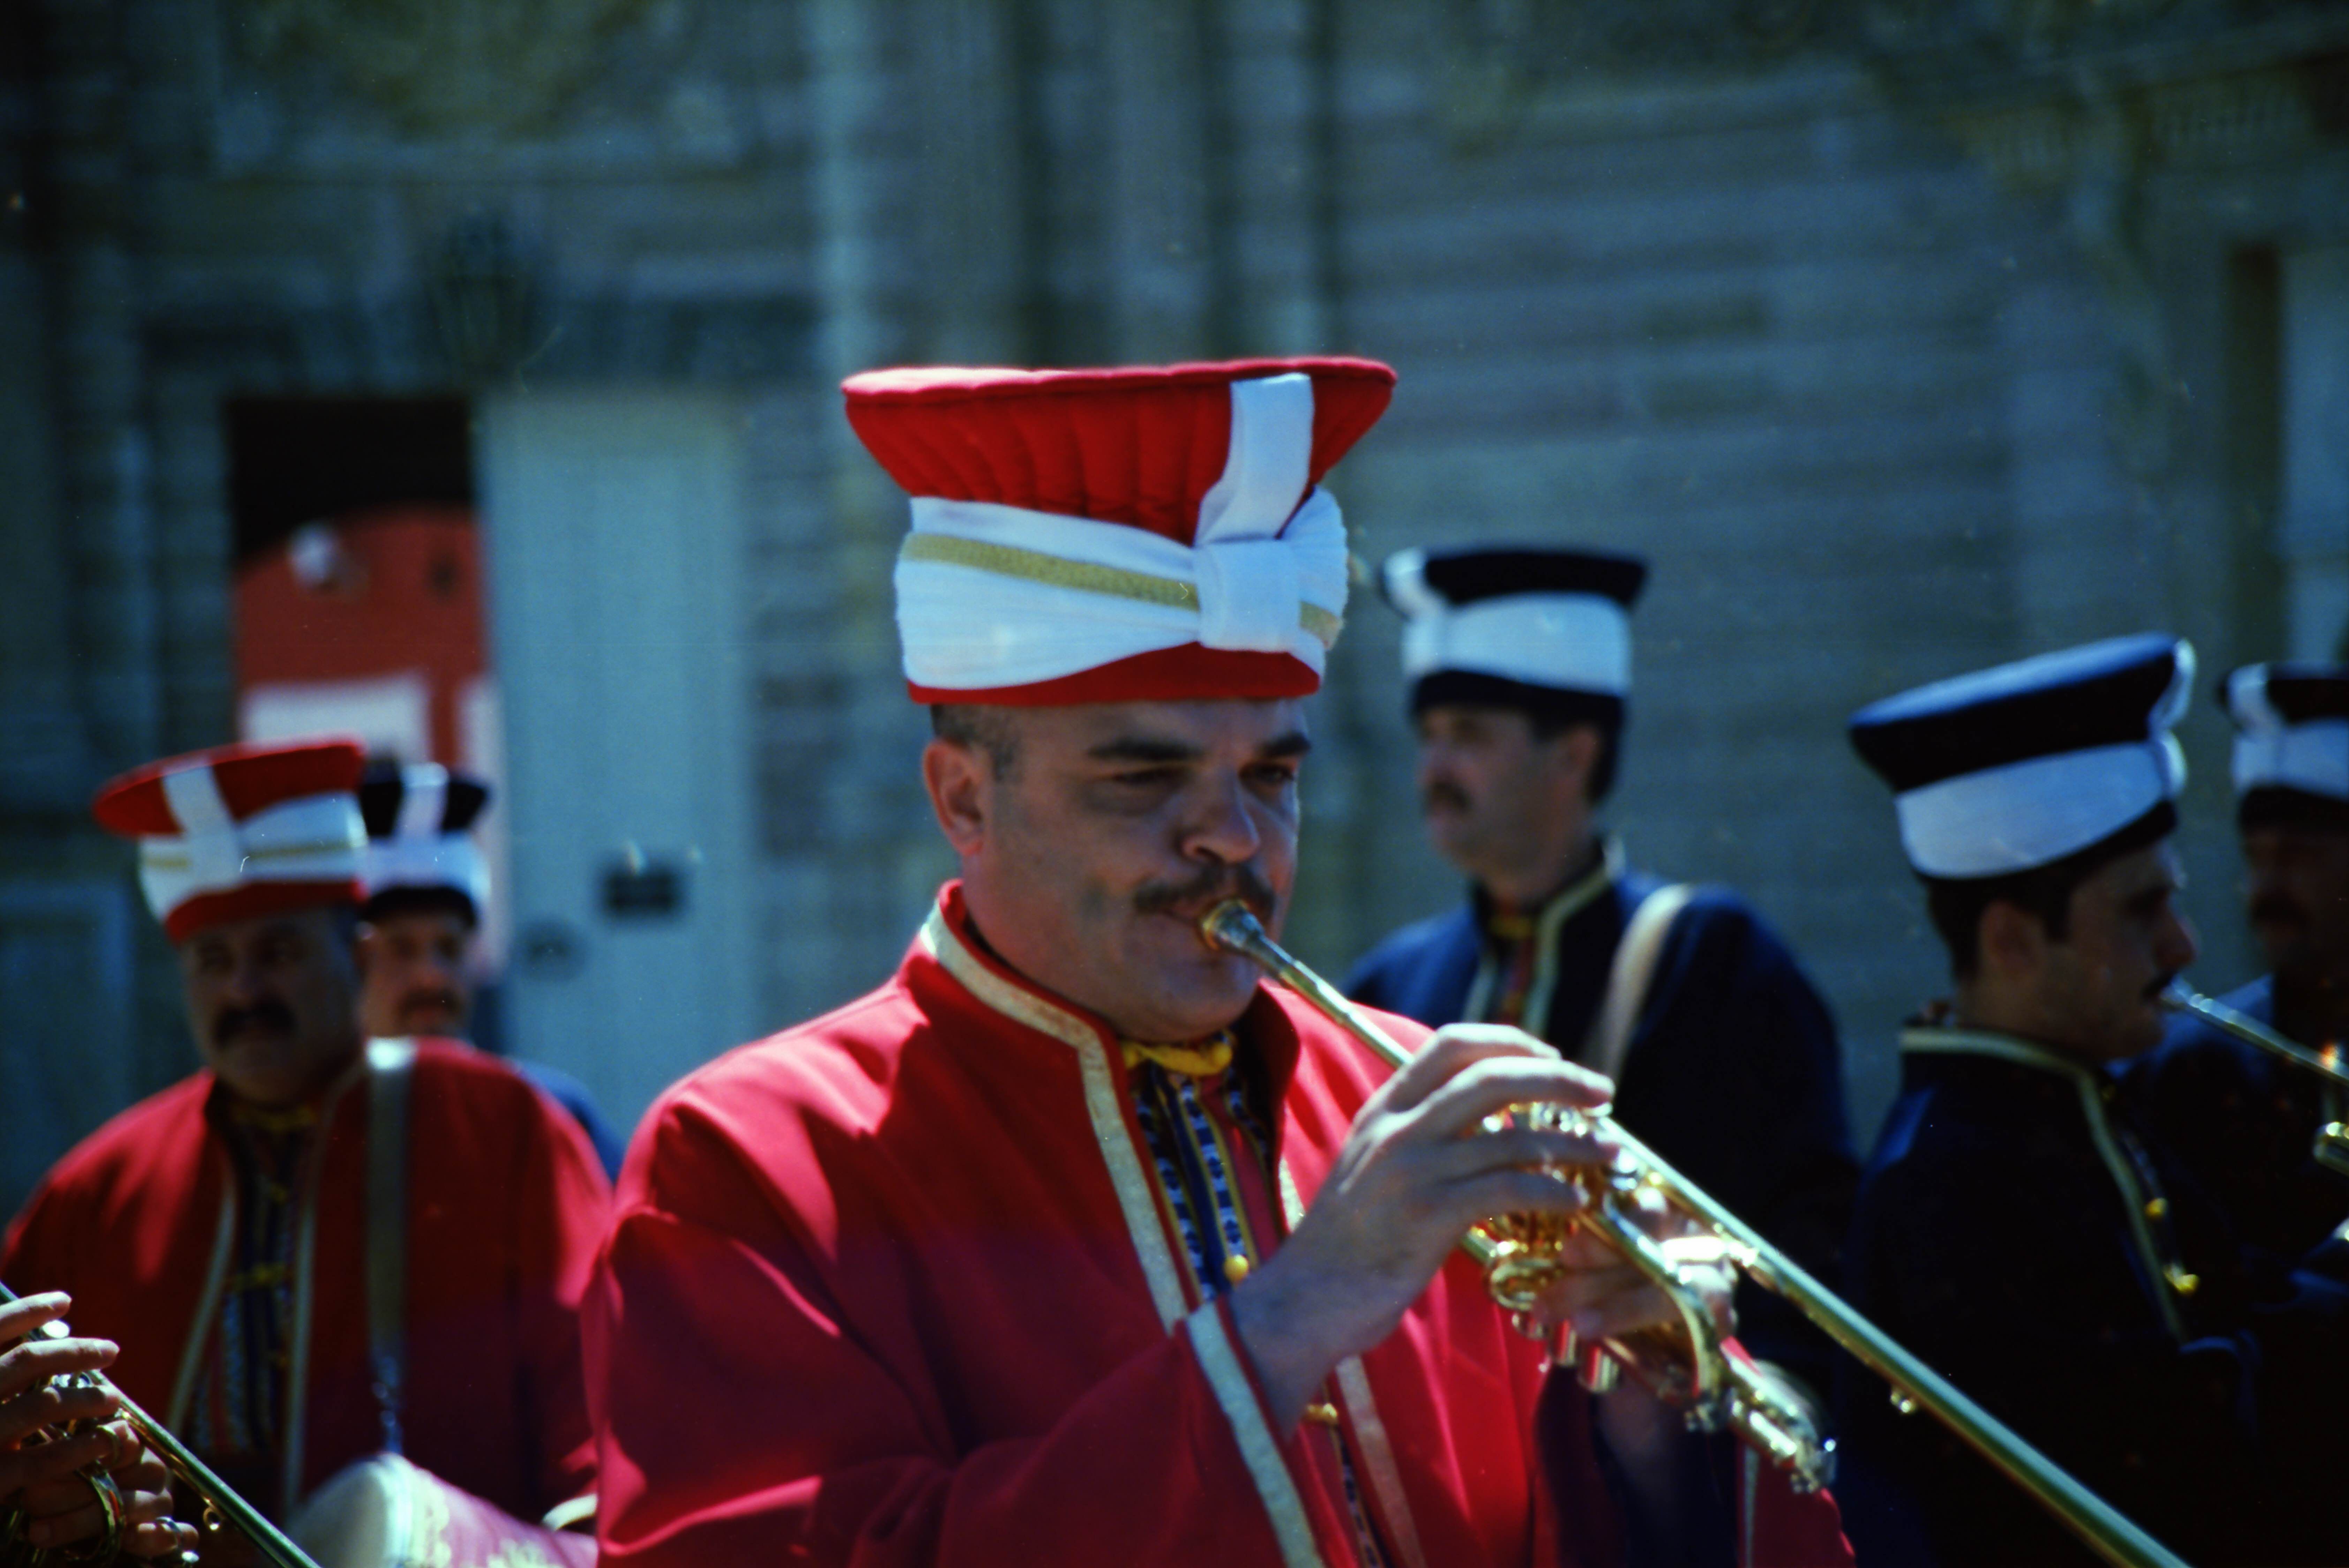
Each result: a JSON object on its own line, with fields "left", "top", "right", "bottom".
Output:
{"left": 2159, "top": 984, "right": 2349, "bottom": 1177}
{"left": 1198, "top": 899, "right": 2190, "bottom": 1568}
{"left": 2160, "top": 982, "right": 2349, "bottom": 1088}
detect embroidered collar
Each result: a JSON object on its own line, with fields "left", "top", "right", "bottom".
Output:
{"left": 917, "top": 881, "right": 1287, "bottom": 1062}
{"left": 202, "top": 1047, "right": 369, "bottom": 1140}
{"left": 1463, "top": 837, "right": 1624, "bottom": 1034}
{"left": 1475, "top": 835, "right": 1622, "bottom": 941}
{"left": 1899, "top": 1020, "right": 2196, "bottom": 1337}
{"left": 228, "top": 1100, "right": 320, "bottom": 1136}
{"left": 1898, "top": 1023, "right": 2110, "bottom": 1084}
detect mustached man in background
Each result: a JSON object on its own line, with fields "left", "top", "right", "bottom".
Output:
{"left": 354, "top": 761, "right": 625, "bottom": 1178}
{"left": 1345, "top": 544, "right": 1856, "bottom": 1401}
{"left": 5, "top": 738, "right": 610, "bottom": 1564}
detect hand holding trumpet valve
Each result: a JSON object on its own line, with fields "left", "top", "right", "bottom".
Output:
{"left": 0, "top": 1290, "right": 198, "bottom": 1562}
{"left": 1227, "top": 1023, "right": 1732, "bottom": 1431}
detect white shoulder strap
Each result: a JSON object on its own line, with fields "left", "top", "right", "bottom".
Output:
{"left": 365, "top": 1036, "right": 416, "bottom": 1456}
{"left": 1580, "top": 885, "right": 1695, "bottom": 1084}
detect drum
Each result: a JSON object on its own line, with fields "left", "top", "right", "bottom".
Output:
{"left": 288, "top": 1454, "right": 596, "bottom": 1568}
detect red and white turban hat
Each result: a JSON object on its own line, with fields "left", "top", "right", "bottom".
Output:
{"left": 91, "top": 738, "right": 369, "bottom": 942}
{"left": 844, "top": 357, "right": 1397, "bottom": 704}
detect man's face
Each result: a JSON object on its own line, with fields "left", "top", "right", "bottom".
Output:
{"left": 356, "top": 908, "right": 476, "bottom": 1039}
{"left": 1415, "top": 705, "right": 1586, "bottom": 886}
{"left": 930, "top": 699, "right": 1307, "bottom": 1043}
{"left": 2028, "top": 841, "right": 2200, "bottom": 1061}
{"left": 177, "top": 906, "right": 365, "bottom": 1108}
{"left": 2241, "top": 824, "right": 2349, "bottom": 991}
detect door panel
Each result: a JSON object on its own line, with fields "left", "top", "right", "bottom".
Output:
{"left": 479, "top": 392, "right": 759, "bottom": 1134}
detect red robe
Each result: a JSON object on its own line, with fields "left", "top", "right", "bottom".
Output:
{"left": 3, "top": 1039, "right": 610, "bottom": 1523}
{"left": 589, "top": 886, "right": 1849, "bottom": 1566}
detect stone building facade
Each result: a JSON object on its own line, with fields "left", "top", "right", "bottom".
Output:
{"left": 4, "top": 0, "right": 2346, "bottom": 1215}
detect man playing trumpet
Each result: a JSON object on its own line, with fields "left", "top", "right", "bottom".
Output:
{"left": 2128, "top": 661, "right": 2349, "bottom": 1261}
{"left": 586, "top": 359, "right": 1850, "bottom": 1565}
{"left": 1841, "top": 636, "right": 2349, "bottom": 1567}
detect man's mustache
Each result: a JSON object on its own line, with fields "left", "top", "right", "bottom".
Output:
{"left": 1422, "top": 780, "right": 1472, "bottom": 815}
{"left": 1133, "top": 863, "right": 1277, "bottom": 921}
{"left": 396, "top": 987, "right": 462, "bottom": 1018}
{"left": 213, "top": 999, "right": 296, "bottom": 1047}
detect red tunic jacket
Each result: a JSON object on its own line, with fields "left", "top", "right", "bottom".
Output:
{"left": 588, "top": 887, "right": 1850, "bottom": 1566}
{"left": 3, "top": 1040, "right": 610, "bottom": 1522}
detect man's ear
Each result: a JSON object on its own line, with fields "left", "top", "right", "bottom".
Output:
{"left": 1978, "top": 898, "right": 2049, "bottom": 982}
{"left": 922, "top": 738, "right": 991, "bottom": 857}
{"left": 1536, "top": 723, "right": 1602, "bottom": 809}
{"left": 1557, "top": 725, "right": 1602, "bottom": 791}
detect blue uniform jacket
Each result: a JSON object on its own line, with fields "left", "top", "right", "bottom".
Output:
{"left": 1346, "top": 862, "right": 1858, "bottom": 1390}
{"left": 1840, "top": 1027, "right": 2349, "bottom": 1567}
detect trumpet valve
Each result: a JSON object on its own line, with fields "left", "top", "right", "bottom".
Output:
{"left": 1481, "top": 1234, "right": 1574, "bottom": 1317}
{"left": 2318, "top": 1123, "right": 2349, "bottom": 1179}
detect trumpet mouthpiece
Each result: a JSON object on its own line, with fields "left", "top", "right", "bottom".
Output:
{"left": 1198, "top": 899, "right": 1264, "bottom": 955}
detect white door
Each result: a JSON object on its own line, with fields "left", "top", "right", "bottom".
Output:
{"left": 478, "top": 391, "right": 760, "bottom": 1136}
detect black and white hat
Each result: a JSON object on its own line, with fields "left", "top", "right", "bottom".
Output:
{"left": 1849, "top": 633, "right": 2193, "bottom": 881}
{"left": 1380, "top": 545, "right": 1648, "bottom": 718}
{"left": 357, "top": 762, "right": 492, "bottom": 919}
{"left": 2223, "top": 663, "right": 2348, "bottom": 820}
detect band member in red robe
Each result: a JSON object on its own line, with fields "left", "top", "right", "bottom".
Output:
{"left": 4, "top": 737, "right": 610, "bottom": 1562}
{"left": 587, "top": 359, "right": 1852, "bottom": 1566}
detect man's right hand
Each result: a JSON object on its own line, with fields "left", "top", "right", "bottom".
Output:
{"left": 1, "top": 1290, "right": 198, "bottom": 1560}
{"left": 1229, "top": 1024, "right": 1619, "bottom": 1426}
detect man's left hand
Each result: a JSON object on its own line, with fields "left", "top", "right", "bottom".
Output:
{"left": 1524, "top": 1180, "right": 1737, "bottom": 1351}
{"left": 13, "top": 1424, "right": 197, "bottom": 1561}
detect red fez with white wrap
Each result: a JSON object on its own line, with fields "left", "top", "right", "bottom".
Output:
{"left": 92, "top": 738, "right": 368, "bottom": 941}
{"left": 844, "top": 357, "right": 1396, "bottom": 704}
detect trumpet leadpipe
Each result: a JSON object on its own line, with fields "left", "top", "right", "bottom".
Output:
{"left": 2159, "top": 983, "right": 2349, "bottom": 1089}
{"left": 2158, "top": 982, "right": 2349, "bottom": 1175}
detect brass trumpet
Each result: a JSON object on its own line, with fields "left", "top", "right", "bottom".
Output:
{"left": 1199, "top": 900, "right": 2190, "bottom": 1568}
{"left": 0, "top": 1281, "right": 321, "bottom": 1568}
{"left": 2159, "top": 984, "right": 2349, "bottom": 1176}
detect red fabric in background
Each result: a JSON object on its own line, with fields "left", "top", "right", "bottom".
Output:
{"left": 233, "top": 505, "right": 487, "bottom": 771}
{"left": 3, "top": 1042, "right": 610, "bottom": 1524}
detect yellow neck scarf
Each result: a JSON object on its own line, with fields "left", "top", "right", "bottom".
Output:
{"left": 1120, "top": 1029, "right": 1236, "bottom": 1078}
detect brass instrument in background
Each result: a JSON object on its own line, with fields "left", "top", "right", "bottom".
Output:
{"left": 0, "top": 1281, "right": 321, "bottom": 1568}
{"left": 2159, "top": 984, "right": 2349, "bottom": 1176}
{"left": 1199, "top": 900, "right": 2192, "bottom": 1568}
